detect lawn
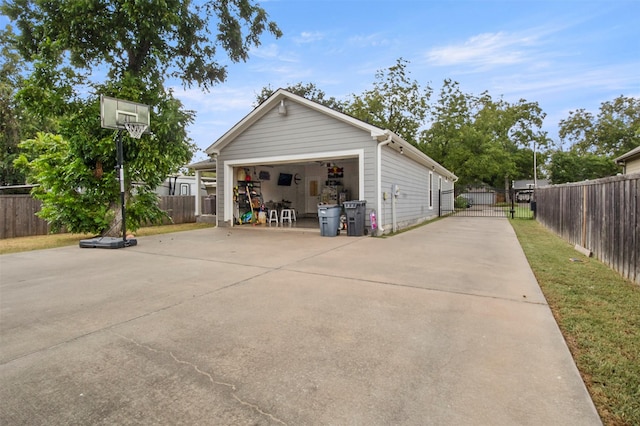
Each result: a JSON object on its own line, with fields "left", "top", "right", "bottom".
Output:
{"left": 0, "top": 223, "right": 214, "bottom": 255}
{"left": 510, "top": 219, "right": 640, "bottom": 426}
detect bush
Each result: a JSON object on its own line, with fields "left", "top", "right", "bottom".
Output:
{"left": 455, "top": 196, "right": 470, "bottom": 209}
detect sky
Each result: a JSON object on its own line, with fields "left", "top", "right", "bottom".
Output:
{"left": 175, "top": 0, "right": 639, "bottom": 161}
{"left": 3, "top": 1, "right": 638, "bottom": 162}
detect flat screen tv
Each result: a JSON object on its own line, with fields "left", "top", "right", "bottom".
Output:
{"left": 277, "top": 173, "right": 293, "bottom": 186}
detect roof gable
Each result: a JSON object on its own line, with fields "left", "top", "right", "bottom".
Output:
{"left": 205, "top": 89, "right": 386, "bottom": 154}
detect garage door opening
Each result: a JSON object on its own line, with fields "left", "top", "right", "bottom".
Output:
{"left": 228, "top": 153, "right": 363, "bottom": 228}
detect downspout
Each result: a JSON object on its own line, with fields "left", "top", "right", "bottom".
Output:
{"left": 376, "top": 131, "right": 393, "bottom": 234}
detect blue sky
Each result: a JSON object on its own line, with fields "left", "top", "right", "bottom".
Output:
{"left": 176, "top": 0, "right": 639, "bottom": 161}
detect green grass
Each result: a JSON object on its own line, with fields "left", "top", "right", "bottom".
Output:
{"left": 0, "top": 223, "right": 214, "bottom": 255}
{"left": 510, "top": 219, "right": 640, "bottom": 426}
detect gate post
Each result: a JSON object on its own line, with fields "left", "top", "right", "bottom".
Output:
{"left": 509, "top": 185, "right": 515, "bottom": 219}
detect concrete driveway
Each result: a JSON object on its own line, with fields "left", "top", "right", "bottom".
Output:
{"left": 0, "top": 217, "right": 601, "bottom": 425}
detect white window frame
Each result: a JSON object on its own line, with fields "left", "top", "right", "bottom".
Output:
{"left": 429, "top": 171, "right": 434, "bottom": 209}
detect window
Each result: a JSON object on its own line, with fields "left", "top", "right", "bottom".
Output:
{"left": 429, "top": 172, "right": 434, "bottom": 209}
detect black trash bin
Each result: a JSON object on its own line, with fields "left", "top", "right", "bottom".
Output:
{"left": 343, "top": 200, "right": 366, "bottom": 236}
{"left": 318, "top": 204, "right": 341, "bottom": 237}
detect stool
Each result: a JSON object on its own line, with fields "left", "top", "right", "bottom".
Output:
{"left": 268, "top": 209, "right": 279, "bottom": 226}
{"left": 280, "top": 209, "right": 294, "bottom": 224}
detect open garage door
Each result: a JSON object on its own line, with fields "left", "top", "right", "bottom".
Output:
{"left": 225, "top": 151, "right": 364, "bottom": 227}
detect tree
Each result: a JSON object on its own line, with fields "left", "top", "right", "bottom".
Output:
{"left": 548, "top": 150, "right": 619, "bottom": 184}
{"left": 345, "top": 58, "right": 431, "bottom": 146}
{"left": 420, "top": 79, "right": 548, "bottom": 189}
{"left": 4, "top": 0, "right": 281, "bottom": 235}
{"left": 559, "top": 96, "right": 640, "bottom": 158}
{"left": 0, "top": 26, "right": 30, "bottom": 188}
{"left": 254, "top": 82, "right": 346, "bottom": 111}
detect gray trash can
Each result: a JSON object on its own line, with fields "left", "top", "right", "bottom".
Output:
{"left": 318, "top": 204, "right": 341, "bottom": 237}
{"left": 343, "top": 200, "right": 366, "bottom": 236}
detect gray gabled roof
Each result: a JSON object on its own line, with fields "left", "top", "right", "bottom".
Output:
{"left": 615, "top": 145, "right": 640, "bottom": 164}
{"left": 205, "top": 88, "right": 386, "bottom": 154}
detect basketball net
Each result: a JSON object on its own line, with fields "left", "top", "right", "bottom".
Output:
{"left": 124, "top": 122, "right": 148, "bottom": 139}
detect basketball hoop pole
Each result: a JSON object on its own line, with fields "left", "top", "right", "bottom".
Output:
{"left": 116, "top": 130, "right": 128, "bottom": 244}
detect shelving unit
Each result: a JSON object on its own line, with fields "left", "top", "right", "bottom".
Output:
{"left": 235, "top": 180, "right": 263, "bottom": 223}
{"left": 321, "top": 183, "right": 348, "bottom": 205}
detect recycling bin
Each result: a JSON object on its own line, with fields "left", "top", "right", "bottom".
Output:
{"left": 318, "top": 204, "right": 341, "bottom": 237}
{"left": 343, "top": 200, "right": 366, "bottom": 236}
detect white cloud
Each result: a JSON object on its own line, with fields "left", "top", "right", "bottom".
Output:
{"left": 428, "top": 31, "right": 536, "bottom": 68}
{"left": 293, "top": 31, "right": 325, "bottom": 44}
{"left": 249, "top": 43, "right": 298, "bottom": 63}
{"left": 347, "top": 33, "right": 391, "bottom": 48}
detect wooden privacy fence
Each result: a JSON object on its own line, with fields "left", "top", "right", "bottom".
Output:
{"left": 0, "top": 195, "right": 207, "bottom": 239}
{"left": 535, "top": 173, "right": 639, "bottom": 285}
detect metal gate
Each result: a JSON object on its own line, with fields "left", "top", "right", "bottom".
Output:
{"left": 439, "top": 188, "right": 534, "bottom": 219}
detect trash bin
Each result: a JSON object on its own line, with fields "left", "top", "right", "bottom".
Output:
{"left": 318, "top": 204, "right": 341, "bottom": 237}
{"left": 203, "top": 196, "right": 216, "bottom": 215}
{"left": 343, "top": 200, "right": 366, "bottom": 236}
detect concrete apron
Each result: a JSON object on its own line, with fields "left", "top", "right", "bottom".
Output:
{"left": 0, "top": 217, "right": 601, "bottom": 425}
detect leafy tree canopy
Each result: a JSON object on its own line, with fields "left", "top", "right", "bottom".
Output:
{"left": 3, "top": 0, "right": 282, "bottom": 91}
{"left": 548, "top": 150, "right": 619, "bottom": 184}
{"left": 420, "top": 79, "right": 548, "bottom": 188}
{"left": 559, "top": 95, "right": 640, "bottom": 158}
{"left": 345, "top": 58, "right": 431, "bottom": 146}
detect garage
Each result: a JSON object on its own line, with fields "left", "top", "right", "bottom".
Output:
{"left": 195, "top": 89, "right": 457, "bottom": 235}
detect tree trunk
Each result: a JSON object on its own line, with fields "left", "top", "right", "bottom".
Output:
{"left": 103, "top": 202, "right": 123, "bottom": 237}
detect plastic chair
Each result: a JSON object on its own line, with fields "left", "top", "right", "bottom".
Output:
{"left": 268, "top": 209, "right": 279, "bottom": 226}
{"left": 280, "top": 209, "right": 294, "bottom": 224}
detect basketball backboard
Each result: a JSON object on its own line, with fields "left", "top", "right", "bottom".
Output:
{"left": 100, "top": 95, "right": 150, "bottom": 133}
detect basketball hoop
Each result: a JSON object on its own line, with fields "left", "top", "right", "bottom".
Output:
{"left": 124, "top": 122, "right": 148, "bottom": 139}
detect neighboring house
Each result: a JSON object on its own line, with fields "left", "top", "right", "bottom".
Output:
{"left": 195, "top": 89, "right": 457, "bottom": 235}
{"left": 615, "top": 145, "right": 640, "bottom": 174}
{"left": 459, "top": 187, "right": 497, "bottom": 206}
{"left": 155, "top": 175, "right": 215, "bottom": 197}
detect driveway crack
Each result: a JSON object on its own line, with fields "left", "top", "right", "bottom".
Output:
{"left": 112, "top": 332, "right": 287, "bottom": 425}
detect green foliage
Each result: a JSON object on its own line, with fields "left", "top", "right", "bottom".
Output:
{"left": 16, "top": 133, "right": 115, "bottom": 233}
{"left": 346, "top": 58, "right": 431, "bottom": 145}
{"left": 420, "top": 79, "right": 548, "bottom": 188}
{"left": 548, "top": 150, "right": 620, "bottom": 184}
{"left": 254, "top": 82, "right": 347, "bottom": 111}
{"left": 559, "top": 96, "right": 640, "bottom": 158}
{"left": 0, "top": 25, "right": 29, "bottom": 186}
{"left": 14, "top": 87, "right": 196, "bottom": 234}
{"left": 454, "top": 195, "right": 470, "bottom": 209}
{"left": 2, "top": 0, "right": 282, "bottom": 90}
